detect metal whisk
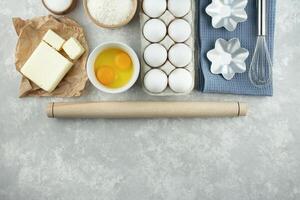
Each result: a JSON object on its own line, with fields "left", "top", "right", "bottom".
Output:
{"left": 249, "top": 0, "right": 273, "bottom": 87}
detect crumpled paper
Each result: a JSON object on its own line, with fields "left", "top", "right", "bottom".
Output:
{"left": 13, "top": 15, "right": 89, "bottom": 97}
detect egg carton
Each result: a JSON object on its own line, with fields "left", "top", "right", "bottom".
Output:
{"left": 140, "top": 0, "right": 195, "bottom": 96}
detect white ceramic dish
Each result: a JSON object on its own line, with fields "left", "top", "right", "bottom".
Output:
{"left": 205, "top": 0, "right": 248, "bottom": 31}
{"left": 207, "top": 38, "right": 249, "bottom": 80}
{"left": 87, "top": 42, "right": 140, "bottom": 94}
{"left": 42, "top": 0, "right": 76, "bottom": 15}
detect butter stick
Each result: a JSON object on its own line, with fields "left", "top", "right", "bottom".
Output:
{"left": 43, "top": 29, "right": 65, "bottom": 51}
{"left": 21, "top": 41, "right": 73, "bottom": 92}
{"left": 63, "top": 37, "right": 85, "bottom": 60}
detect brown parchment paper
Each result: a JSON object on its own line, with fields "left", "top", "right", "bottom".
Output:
{"left": 13, "top": 15, "right": 89, "bottom": 97}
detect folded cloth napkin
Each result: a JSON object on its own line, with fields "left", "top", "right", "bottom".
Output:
{"left": 198, "top": 0, "right": 276, "bottom": 96}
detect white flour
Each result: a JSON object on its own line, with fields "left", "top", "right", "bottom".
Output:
{"left": 87, "top": 0, "right": 133, "bottom": 26}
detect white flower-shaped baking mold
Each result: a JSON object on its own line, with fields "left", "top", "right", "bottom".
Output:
{"left": 207, "top": 38, "right": 249, "bottom": 80}
{"left": 206, "top": 0, "right": 248, "bottom": 31}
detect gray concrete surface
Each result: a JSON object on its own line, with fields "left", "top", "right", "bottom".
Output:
{"left": 0, "top": 0, "right": 300, "bottom": 200}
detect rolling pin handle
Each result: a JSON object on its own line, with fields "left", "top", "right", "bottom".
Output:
{"left": 47, "top": 102, "right": 54, "bottom": 118}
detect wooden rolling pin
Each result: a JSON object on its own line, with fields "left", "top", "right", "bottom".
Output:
{"left": 46, "top": 102, "right": 248, "bottom": 118}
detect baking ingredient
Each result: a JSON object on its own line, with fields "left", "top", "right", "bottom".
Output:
{"left": 168, "top": 19, "right": 191, "bottom": 42}
{"left": 62, "top": 37, "right": 85, "bottom": 60}
{"left": 169, "top": 69, "right": 193, "bottom": 93}
{"left": 43, "top": 0, "right": 74, "bottom": 14}
{"left": 43, "top": 29, "right": 65, "bottom": 50}
{"left": 140, "top": 0, "right": 195, "bottom": 95}
{"left": 143, "top": 19, "right": 166, "bottom": 43}
{"left": 96, "top": 67, "right": 116, "bottom": 85}
{"left": 115, "top": 52, "right": 132, "bottom": 70}
{"left": 144, "top": 69, "right": 168, "bottom": 93}
{"left": 21, "top": 41, "right": 73, "bottom": 92}
{"left": 144, "top": 44, "right": 167, "bottom": 67}
{"left": 143, "top": 0, "right": 167, "bottom": 18}
{"left": 168, "top": 43, "right": 192, "bottom": 67}
{"left": 14, "top": 15, "right": 89, "bottom": 98}
{"left": 168, "top": 0, "right": 191, "bottom": 17}
{"left": 94, "top": 48, "right": 133, "bottom": 88}
{"left": 87, "top": 0, "right": 134, "bottom": 26}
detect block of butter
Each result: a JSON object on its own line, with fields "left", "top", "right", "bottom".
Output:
{"left": 21, "top": 41, "right": 73, "bottom": 92}
{"left": 63, "top": 37, "right": 85, "bottom": 60}
{"left": 43, "top": 29, "right": 65, "bottom": 50}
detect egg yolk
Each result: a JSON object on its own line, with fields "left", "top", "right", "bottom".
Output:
{"left": 94, "top": 48, "right": 134, "bottom": 89}
{"left": 115, "top": 52, "right": 132, "bottom": 70}
{"left": 96, "top": 66, "right": 116, "bottom": 86}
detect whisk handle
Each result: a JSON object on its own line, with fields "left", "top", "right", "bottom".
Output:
{"left": 258, "top": 0, "right": 266, "bottom": 36}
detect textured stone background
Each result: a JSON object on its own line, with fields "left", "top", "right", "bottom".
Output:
{"left": 0, "top": 0, "right": 300, "bottom": 200}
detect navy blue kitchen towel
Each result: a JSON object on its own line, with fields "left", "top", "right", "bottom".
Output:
{"left": 198, "top": 0, "right": 276, "bottom": 96}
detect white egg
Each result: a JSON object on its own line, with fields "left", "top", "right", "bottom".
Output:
{"left": 143, "top": 19, "right": 166, "bottom": 42}
{"left": 169, "top": 69, "right": 193, "bottom": 93}
{"left": 168, "top": 19, "right": 191, "bottom": 42}
{"left": 168, "top": 43, "right": 192, "bottom": 67}
{"left": 144, "top": 44, "right": 167, "bottom": 67}
{"left": 144, "top": 69, "right": 168, "bottom": 93}
{"left": 168, "top": 0, "right": 191, "bottom": 17}
{"left": 143, "top": 0, "right": 167, "bottom": 18}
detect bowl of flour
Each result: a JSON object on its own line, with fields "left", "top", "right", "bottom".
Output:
{"left": 83, "top": 0, "right": 137, "bottom": 28}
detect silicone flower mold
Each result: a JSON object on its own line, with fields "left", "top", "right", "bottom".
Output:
{"left": 207, "top": 38, "right": 249, "bottom": 80}
{"left": 206, "top": 0, "right": 248, "bottom": 31}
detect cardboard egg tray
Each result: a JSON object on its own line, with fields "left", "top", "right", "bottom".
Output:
{"left": 140, "top": 0, "right": 195, "bottom": 96}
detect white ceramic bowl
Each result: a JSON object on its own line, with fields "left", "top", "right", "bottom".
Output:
{"left": 87, "top": 42, "right": 140, "bottom": 94}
